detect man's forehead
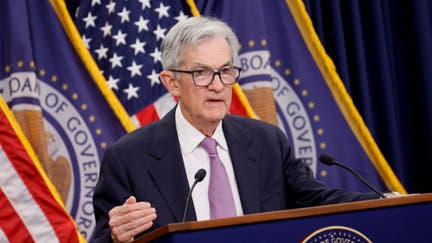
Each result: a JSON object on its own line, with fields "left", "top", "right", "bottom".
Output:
{"left": 179, "top": 46, "right": 233, "bottom": 68}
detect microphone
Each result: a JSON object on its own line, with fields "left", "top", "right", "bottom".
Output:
{"left": 182, "top": 168, "right": 207, "bottom": 222}
{"left": 319, "top": 154, "right": 386, "bottom": 198}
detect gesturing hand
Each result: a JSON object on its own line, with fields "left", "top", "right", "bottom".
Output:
{"left": 109, "top": 196, "right": 157, "bottom": 243}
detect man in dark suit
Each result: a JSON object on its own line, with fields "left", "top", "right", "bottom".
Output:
{"left": 92, "top": 16, "right": 379, "bottom": 243}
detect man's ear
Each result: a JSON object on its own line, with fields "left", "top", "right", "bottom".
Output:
{"left": 160, "top": 70, "right": 180, "bottom": 97}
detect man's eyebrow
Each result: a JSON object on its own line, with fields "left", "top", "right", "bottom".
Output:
{"left": 191, "top": 61, "right": 233, "bottom": 69}
{"left": 219, "top": 61, "right": 232, "bottom": 68}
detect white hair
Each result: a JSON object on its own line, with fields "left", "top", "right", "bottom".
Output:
{"left": 161, "top": 16, "right": 240, "bottom": 70}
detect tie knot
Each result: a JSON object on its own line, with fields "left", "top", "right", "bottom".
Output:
{"left": 200, "top": 137, "right": 217, "bottom": 155}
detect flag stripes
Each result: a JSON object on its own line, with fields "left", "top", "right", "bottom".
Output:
{"left": 0, "top": 95, "right": 82, "bottom": 242}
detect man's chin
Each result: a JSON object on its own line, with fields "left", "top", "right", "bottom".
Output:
{"left": 205, "top": 110, "right": 228, "bottom": 122}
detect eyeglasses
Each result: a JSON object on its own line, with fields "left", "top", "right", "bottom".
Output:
{"left": 170, "top": 66, "right": 241, "bottom": 87}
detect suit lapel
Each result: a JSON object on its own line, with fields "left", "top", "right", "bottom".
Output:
{"left": 146, "top": 111, "right": 261, "bottom": 220}
{"left": 223, "top": 116, "right": 261, "bottom": 214}
{"left": 147, "top": 109, "right": 196, "bottom": 222}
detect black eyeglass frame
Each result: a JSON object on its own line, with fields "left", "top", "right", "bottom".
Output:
{"left": 169, "top": 66, "right": 242, "bottom": 87}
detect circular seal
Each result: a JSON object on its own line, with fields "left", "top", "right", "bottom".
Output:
{"left": 302, "top": 225, "right": 372, "bottom": 243}
{"left": 237, "top": 49, "right": 318, "bottom": 173}
{"left": 0, "top": 69, "right": 100, "bottom": 239}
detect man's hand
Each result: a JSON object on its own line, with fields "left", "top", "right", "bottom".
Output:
{"left": 108, "top": 196, "right": 157, "bottom": 243}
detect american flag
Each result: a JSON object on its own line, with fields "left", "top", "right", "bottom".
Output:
{"left": 0, "top": 96, "right": 82, "bottom": 242}
{"left": 75, "top": 0, "right": 192, "bottom": 126}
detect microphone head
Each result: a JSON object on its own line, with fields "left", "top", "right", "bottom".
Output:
{"left": 319, "top": 154, "right": 336, "bottom": 166}
{"left": 194, "top": 169, "right": 207, "bottom": 182}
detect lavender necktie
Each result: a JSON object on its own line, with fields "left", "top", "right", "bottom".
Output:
{"left": 200, "top": 137, "right": 236, "bottom": 219}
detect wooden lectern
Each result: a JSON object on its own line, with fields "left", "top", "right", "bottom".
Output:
{"left": 134, "top": 193, "right": 432, "bottom": 242}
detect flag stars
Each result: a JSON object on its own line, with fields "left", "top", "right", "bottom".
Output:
{"left": 83, "top": 12, "right": 97, "bottom": 28}
{"left": 62, "top": 84, "right": 68, "bottom": 90}
{"left": 130, "top": 38, "right": 146, "bottom": 55}
{"left": 96, "top": 128, "right": 102, "bottom": 135}
{"left": 39, "top": 69, "right": 46, "bottom": 76}
{"left": 109, "top": 53, "right": 123, "bottom": 68}
{"left": 95, "top": 44, "right": 109, "bottom": 60}
{"left": 51, "top": 75, "right": 57, "bottom": 82}
{"left": 134, "top": 16, "right": 149, "bottom": 33}
{"left": 147, "top": 69, "right": 160, "bottom": 86}
{"left": 18, "top": 60, "right": 24, "bottom": 68}
{"left": 175, "top": 11, "right": 188, "bottom": 22}
{"left": 154, "top": 2, "right": 170, "bottom": 19}
{"left": 117, "top": 7, "right": 131, "bottom": 23}
{"left": 150, "top": 47, "right": 162, "bottom": 63}
{"left": 248, "top": 40, "right": 255, "bottom": 47}
{"left": 308, "top": 102, "right": 315, "bottom": 109}
{"left": 89, "top": 116, "right": 96, "bottom": 122}
{"left": 72, "top": 93, "right": 78, "bottom": 100}
{"left": 81, "top": 104, "right": 88, "bottom": 110}
{"left": 275, "top": 60, "right": 281, "bottom": 67}
{"left": 127, "top": 61, "right": 143, "bottom": 78}
{"left": 106, "top": 1, "right": 116, "bottom": 14}
{"left": 78, "top": 2, "right": 200, "bottom": 118}
{"left": 294, "top": 78, "right": 300, "bottom": 85}
{"left": 153, "top": 25, "right": 167, "bottom": 41}
{"left": 138, "top": 0, "right": 151, "bottom": 10}
{"left": 82, "top": 35, "right": 92, "bottom": 48}
{"left": 112, "top": 30, "right": 127, "bottom": 46}
{"left": 91, "top": 0, "right": 101, "bottom": 7}
{"left": 100, "top": 22, "right": 112, "bottom": 37}
{"left": 5, "top": 65, "right": 11, "bottom": 73}
{"left": 30, "top": 61, "right": 36, "bottom": 69}
{"left": 107, "top": 75, "right": 120, "bottom": 90}
{"left": 284, "top": 69, "right": 291, "bottom": 76}
{"left": 317, "top": 128, "right": 324, "bottom": 135}
{"left": 313, "top": 115, "right": 320, "bottom": 122}
{"left": 101, "top": 142, "right": 107, "bottom": 149}
{"left": 123, "top": 83, "right": 140, "bottom": 100}
{"left": 261, "top": 39, "right": 267, "bottom": 46}
{"left": 301, "top": 89, "right": 308, "bottom": 96}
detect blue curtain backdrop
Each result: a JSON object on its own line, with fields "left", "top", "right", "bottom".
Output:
{"left": 303, "top": 0, "right": 432, "bottom": 193}
{"left": 65, "top": 0, "right": 432, "bottom": 193}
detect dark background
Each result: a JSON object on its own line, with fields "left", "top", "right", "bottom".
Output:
{"left": 302, "top": 0, "right": 432, "bottom": 193}
{"left": 66, "top": 0, "right": 432, "bottom": 193}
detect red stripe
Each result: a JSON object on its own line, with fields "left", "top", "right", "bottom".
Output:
{"left": 0, "top": 110, "right": 79, "bottom": 242}
{"left": 0, "top": 188, "right": 34, "bottom": 242}
{"left": 136, "top": 104, "right": 160, "bottom": 126}
{"left": 230, "top": 92, "right": 248, "bottom": 117}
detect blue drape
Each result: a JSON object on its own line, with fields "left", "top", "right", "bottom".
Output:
{"left": 303, "top": 0, "right": 432, "bottom": 193}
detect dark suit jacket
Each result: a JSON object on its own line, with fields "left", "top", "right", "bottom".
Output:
{"left": 92, "top": 108, "right": 378, "bottom": 242}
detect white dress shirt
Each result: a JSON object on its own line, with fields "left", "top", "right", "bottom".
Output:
{"left": 175, "top": 105, "right": 244, "bottom": 220}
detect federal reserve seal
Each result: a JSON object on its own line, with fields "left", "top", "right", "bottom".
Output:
{"left": 237, "top": 47, "right": 318, "bottom": 174}
{"left": 0, "top": 65, "right": 102, "bottom": 239}
{"left": 302, "top": 226, "right": 372, "bottom": 243}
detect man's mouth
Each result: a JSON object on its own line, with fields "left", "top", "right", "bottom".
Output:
{"left": 207, "top": 98, "right": 223, "bottom": 103}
